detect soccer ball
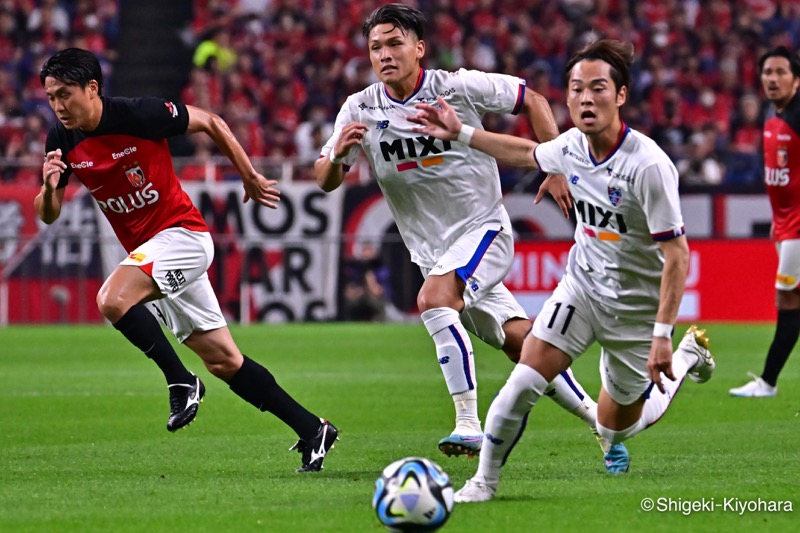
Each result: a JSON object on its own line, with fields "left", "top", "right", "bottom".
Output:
{"left": 372, "top": 457, "right": 455, "bottom": 532}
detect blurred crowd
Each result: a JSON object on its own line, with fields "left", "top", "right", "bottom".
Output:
{"left": 0, "top": 0, "right": 118, "bottom": 183}
{"left": 181, "top": 0, "right": 800, "bottom": 190}
{"left": 2, "top": 0, "right": 800, "bottom": 190}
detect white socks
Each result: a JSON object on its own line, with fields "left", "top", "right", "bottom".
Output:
{"left": 475, "top": 364, "right": 549, "bottom": 486}
{"left": 640, "top": 341, "right": 698, "bottom": 427}
{"left": 546, "top": 368, "right": 598, "bottom": 429}
{"left": 422, "top": 307, "right": 479, "bottom": 433}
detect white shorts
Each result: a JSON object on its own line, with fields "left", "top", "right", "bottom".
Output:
{"left": 120, "top": 228, "right": 227, "bottom": 342}
{"left": 532, "top": 274, "right": 655, "bottom": 405}
{"left": 422, "top": 224, "right": 527, "bottom": 350}
{"left": 776, "top": 239, "right": 800, "bottom": 291}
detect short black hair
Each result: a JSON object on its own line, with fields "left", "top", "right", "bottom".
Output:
{"left": 40, "top": 48, "right": 104, "bottom": 95}
{"left": 362, "top": 3, "right": 426, "bottom": 41}
{"left": 758, "top": 46, "right": 800, "bottom": 78}
{"left": 564, "top": 39, "right": 634, "bottom": 93}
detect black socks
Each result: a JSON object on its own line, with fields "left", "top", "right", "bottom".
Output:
{"left": 228, "top": 355, "right": 320, "bottom": 440}
{"left": 761, "top": 308, "right": 800, "bottom": 387}
{"left": 113, "top": 304, "right": 193, "bottom": 385}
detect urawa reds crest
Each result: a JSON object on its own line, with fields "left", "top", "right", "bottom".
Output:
{"left": 125, "top": 165, "right": 146, "bottom": 187}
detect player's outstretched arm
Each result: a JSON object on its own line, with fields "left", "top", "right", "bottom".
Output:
{"left": 314, "top": 122, "right": 368, "bottom": 193}
{"left": 34, "top": 149, "right": 66, "bottom": 224}
{"left": 409, "top": 96, "right": 540, "bottom": 169}
{"left": 647, "top": 235, "right": 690, "bottom": 393}
{"left": 186, "top": 105, "right": 280, "bottom": 208}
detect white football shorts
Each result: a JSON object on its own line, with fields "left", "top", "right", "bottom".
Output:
{"left": 775, "top": 239, "right": 800, "bottom": 291}
{"left": 532, "top": 273, "right": 656, "bottom": 405}
{"left": 423, "top": 223, "right": 527, "bottom": 350}
{"left": 120, "top": 227, "right": 226, "bottom": 342}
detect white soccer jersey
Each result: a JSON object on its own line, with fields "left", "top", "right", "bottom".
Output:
{"left": 323, "top": 68, "right": 525, "bottom": 267}
{"left": 533, "top": 125, "right": 685, "bottom": 316}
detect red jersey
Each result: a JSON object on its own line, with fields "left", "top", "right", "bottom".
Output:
{"left": 46, "top": 96, "right": 208, "bottom": 252}
{"left": 763, "top": 91, "right": 800, "bottom": 241}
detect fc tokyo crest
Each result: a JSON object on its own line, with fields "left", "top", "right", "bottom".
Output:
{"left": 125, "top": 165, "right": 146, "bottom": 187}
{"left": 777, "top": 148, "right": 788, "bottom": 168}
{"left": 608, "top": 186, "right": 623, "bottom": 207}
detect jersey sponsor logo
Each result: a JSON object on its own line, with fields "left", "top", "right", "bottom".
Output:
{"left": 575, "top": 199, "right": 628, "bottom": 235}
{"left": 70, "top": 160, "right": 94, "bottom": 169}
{"left": 561, "top": 146, "right": 590, "bottom": 165}
{"left": 608, "top": 186, "right": 623, "bottom": 207}
{"left": 125, "top": 165, "right": 146, "bottom": 187}
{"left": 569, "top": 174, "right": 580, "bottom": 185}
{"left": 607, "top": 166, "right": 634, "bottom": 184}
{"left": 438, "top": 356, "right": 450, "bottom": 364}
{"left": 128, "top": 252, "right": 146, "bottom": 262}
{"left": 376, "top": 120, "right": 389, "bottom": 129}
{"left": 112, "top": 146, "right": 138, "bottom": 160}
{"left": 358, "top": 102, "right": 398, "bottom": 111}
{"left": 777, "top": 134, "right": 792, "bottom": 141}
{"left": 165, "top": 101, "right": 178, "bottom": 118}
{"left": 777, "top": 273, "right": 797, "bottom": 286}
{"left": 380, "top": 136, "right": 452, "bottom": 171}
{"left": 765, "top": 167, "right": 790, "bottom": 186}
{"left": 96, "top": 182, "right": 160, "bottom": 214}
{"left": 414, "top": 87, "right": 456, "bottom": 103}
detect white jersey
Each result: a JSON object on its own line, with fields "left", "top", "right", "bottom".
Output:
{"left": 323, "top": 68, "right": 525, "bottom": 267}
{"left": 534, "top": 125, "right": 685, "bottom": 317}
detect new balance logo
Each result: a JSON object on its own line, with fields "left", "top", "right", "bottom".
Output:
{"left": 376, "top": 120, "right": 389, "bottom": 129}
{"left": 438, "top": 356, "right": 450, "bottom": 365}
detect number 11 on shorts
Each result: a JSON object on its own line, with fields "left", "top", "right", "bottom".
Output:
{"left": 546, "top": 302, "right": 576, "bottom": 335}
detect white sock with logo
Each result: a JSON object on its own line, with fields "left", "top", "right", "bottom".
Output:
{"left": 475, "top": 364, "right": 549, "bottom": 487}
{"left": 422, "top": 307, "right": 479, "bottom": 434}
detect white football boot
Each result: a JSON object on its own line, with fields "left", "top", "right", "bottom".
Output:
{"left": 729, "top": 372, "right": 778, "bottom": 397}
{"left": 454, "top": 478, "right": 496, "bottom": 503}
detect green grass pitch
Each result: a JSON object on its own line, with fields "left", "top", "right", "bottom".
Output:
{"left": 1, "top": 323, "right": 797, "bottom": 532}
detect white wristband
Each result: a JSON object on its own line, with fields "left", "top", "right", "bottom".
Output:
{"left": 457, "top": 125, "right": 475, "bottom": 145}
{"left": 653, "top": 322, "right": 673, "bottom": 338}
{"left": 329, "top": 151, "right": 344, "bottom": 165}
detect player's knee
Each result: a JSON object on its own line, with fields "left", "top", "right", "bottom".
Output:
{"left": 96, "top": 291, "right": 127, "bottom": 322}
{"left": 203, "top": 358, "right": 238, "bottom": 380}
{"left": 417, "top": 289, "right": 458, "bottom": 312}
{"left": 199, "top": 348, "right": 243, "bottom": 381}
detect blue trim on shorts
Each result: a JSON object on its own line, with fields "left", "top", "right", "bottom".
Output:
{"left": 448, "top": 324, "right": 474, "bottom": 390}
{"left": 559, "top": 370, "right": 585, "bottom": 401}
{"left": 454, "top": 229, "right": 500, "bottom": 283}
{"left": 642, "top": 381, "right": 655, "bottom": 400}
